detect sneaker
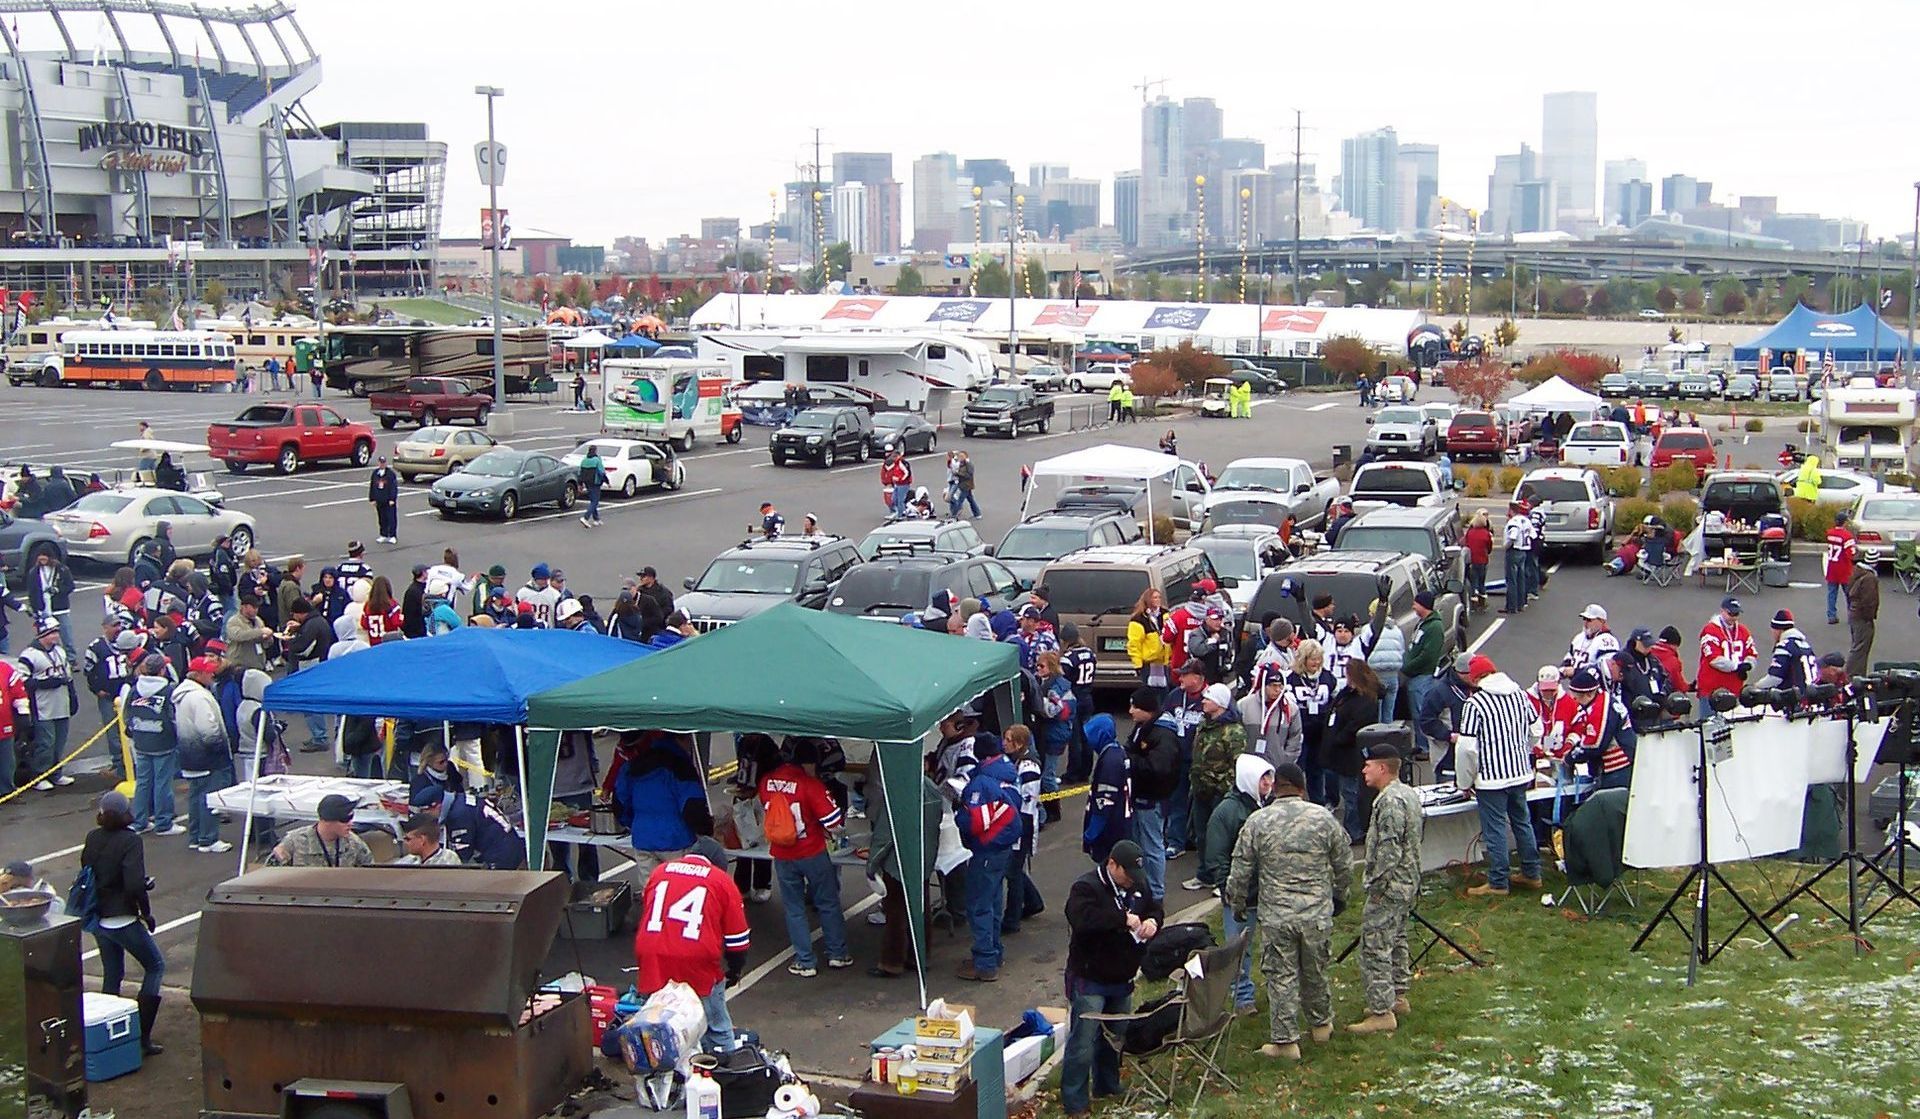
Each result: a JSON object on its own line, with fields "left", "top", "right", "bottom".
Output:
{"left": 52, "top": 774, "right": 75, "bottom": 787}
{"left": 749, "top": 888, "right": 772, "bottom": 904}
{"left": 825, "top": 957, "right": 855, "bottom": 970}
{"left": 866, "top": 911, "right": 888, "bottom": 926}
{"left": 1181, "top": 877, "right": 1209, "bottom": 892}
{"left": 31, "top": 780, "right": 54, "bottom": 792}
{"left": 156, "top": 823, "right": 188, "bottom": 836}
{"left": 199, "top": 840, "right": 234, "bottom": 854}
{"left": 786, "top": 963, "right": 817, "bottom": 978}
{"left": 580, "top": 517, "right": 592, "bottom": 527}
{"left": 847, "top": 806, "right": 866, "bottom": 820}
{"left": 1165, "top": 847, "right": 1186, "bottom": 860}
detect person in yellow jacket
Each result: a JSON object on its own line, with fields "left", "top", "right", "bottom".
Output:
{"left": 1126, "top": 587, "right": 1171, "bottom": 686}
{"left": 1107, "top": 380, "right": 1125, "bottom": 423}
{"left": 1793, "top": 455, "right": 1823, "bottom": 503}
{"left": 1235, "top": 381, "right": 1252, "bottom": 418}
{"left": 1119, "top": 385, "right": 1137, "bottom": 424}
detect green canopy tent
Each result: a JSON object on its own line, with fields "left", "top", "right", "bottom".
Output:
{"left": 523, "top": 602, "right": 1023, "bottom": 1006}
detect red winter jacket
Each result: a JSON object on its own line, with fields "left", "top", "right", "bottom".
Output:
{"left": 0, "top": 660, "right": 29, "bottom": 740}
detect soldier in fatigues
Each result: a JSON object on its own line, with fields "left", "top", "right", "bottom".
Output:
{"left": 1350, "top": 741, "right": 1423, "bottom": 1035}
{"left": 1224, "top": 761, "right": 1351, "bottom": 1061}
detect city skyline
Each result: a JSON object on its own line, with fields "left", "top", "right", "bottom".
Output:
{"left": 294, "top": 0, "right": 1915, "bottom": 247}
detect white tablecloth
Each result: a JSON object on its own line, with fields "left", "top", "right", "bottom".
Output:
{"left": 207, "top": 775, "right": 411, "bottom": 836}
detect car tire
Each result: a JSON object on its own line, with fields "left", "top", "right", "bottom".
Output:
{"left": 1070, "top": 379, "right": 1085, "bottom": 393}
{"left": 927, "top": 433, "right": 938, "bottom": 453}
{"left": 663, "top": 463, "right": 684, "bottom": 491}
{"left": 677, "top": 431, "right": 696, "bottom": 453}
{"left": 421, "top": 408, "right": 438, "bottom": 427}
{"left": 143, "top": 367, "right": 165, "bottom": 392}
{"left": 225, "top": 460, "right": 248, "bottom": 475}
{"left": 126, "top": 538, "right": 150, "bottom": 568}
{"left": 855, "top": 441, "right": 869, "bottom": 463}
{"left": 559, "top": 481, "right": 578, "bottom": 510}
{"left": 350, "top": 440, "right": 374, "bottom": 468}
{"left": 621, "top": 475, "right": 638, "bottom": 499}
{"left": 36, "top": 366, "right": 58, "bottom": 388}
{"left": 475, "top": 404, "right": 490, "bottom": 427}
{"left": 499, "top": 491, "right": 518, "bottom": 519}
{"left": 1038, "top": 415, "right": 1050, "bottom": 434}
{"left": 726, "top": 424, "right": 743, "bottom": 444}
{"left": 350, "top": 382, "right": 370, "bottom": 398}
{"left": 276, "top": 444, "right": 301, "bottom": 475}
{"left": 400, "top": 472, "right": 417, "bottom": 484}
{"left": 379, "top": 417, "right": 398, "bottom": 430}
{"left": 229, "top": 526, "right": 255, "bottom": 555}
{"left": 962, "top": 427, "right": 976, "bottom": 438}
{"left": 821, "top": 446, "right": 836, "bottom": 468}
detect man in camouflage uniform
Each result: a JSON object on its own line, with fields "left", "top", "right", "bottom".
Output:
{"left": 263, "top": 794, "right": 375, "bottom": 868}
{"left": 1224, "top": 761, "right": 1351, "bottom": 1061}
{"left": 1350, "top": 741, "right": 1423, "bottom": 1035}
{"left": 1183, "top": 682, "right": 1249, "bottom": 891}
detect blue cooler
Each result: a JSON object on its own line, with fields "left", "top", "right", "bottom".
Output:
{"left": 83, "top": 992, "right": 142, "bottom": 1081}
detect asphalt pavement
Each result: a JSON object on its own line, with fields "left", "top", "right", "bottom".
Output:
{"left": 8, "top": 377, "right": 1914, "bottom": 1095}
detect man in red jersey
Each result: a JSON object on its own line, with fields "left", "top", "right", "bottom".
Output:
{"left": 634, "top": 837, "right": 750, "bottom": 1054}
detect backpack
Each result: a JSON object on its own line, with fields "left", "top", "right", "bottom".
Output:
{"left": 1138, "top": 921, "right": 1216, "bottom": 981}
{"left": 66, "top": 865, "right": 101, "bottom": 932}
{"left": 760, "top": 783, "right": 803, "bottom": 848}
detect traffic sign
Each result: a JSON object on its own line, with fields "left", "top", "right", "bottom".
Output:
{"left": 474, "top": 140, "right": 508, "bottom": 187}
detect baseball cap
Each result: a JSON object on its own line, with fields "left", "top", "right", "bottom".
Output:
{"left": 490, "top": 586, "right": 510, "bottom": 601}
{"left": 1204, "top": 604, "right": 1226, "bottom": 621}
{"left": 1568, "top": 665, "right": 1603, "bottom": 691}
{"left": 1536, "top": 665, "right": 1561, "bottom": 684}
{"left": 974, "top": 732, "right": 1004, "bottom": 758}
{"left": 1194, "top": 578, "right": 1218, "bottom": 594}
{"left": 99, "top": 790, "right": 131, "bottom": 816}
{"left": 1202, "top": 683, "right": 1233, "bottom": 709}
{"left": 488, "top": 564, "right": 508, "bottom": 579}
{"left": 1720, "top": 596, "right": 1743, "bottom": 615}
{"left": 1030, "top": 583, "right": 1052, "bottom": 601}
{"left": 1579, "top": 604, "right": 1608, "bottom": 622}
{"left": 411, "top": 563, "right": 429, "bottom": 577}
{"left": 1467, "top": 654, "right": 1497, "bottom": 680}
{"left": 1017, "top": 603, "right": 1043, "bottom": 620}
{"left": 1108, "top": 839, "right": 1145, "bottom": 875}
{"left": 1273, "top": 762, "right": 1308, "bottom": 790}
{"left": 555, "top": 598, "right": 583, "bottom": 622}
{"left": 1659, "top": 625, "right": 1684, "bottom": 644}
{"left": 550, "top": 568, "right": 566, "bottom": 581}
{"left": 1628, "top": 626, "right": 1655, "bottom": 646}
{"left": 187, "top": 655, "right": 221, "bottom": 675}
{"left": 638, "top": 565, "right": 657, "bottom": 578}
{"left": 2, "top": 859, "right": 32, "bottom": 879}
{"left": 1178, "top": 660, "right": 1208, "bottom": 679}
{"left": 317, "top": 794, "right": 357, "bottom": 823}
{"left": 113, "top": 629, "right": 144, "bottom": 652}
{"left": 407, "top": 784, "right": 446, "bottom": 809}
{"left": 1414, "top": 590, "right": 1436, "bottom": 610}
{"left": 1452, "top": 652, "right": 1475, "bottom": 676}
{"left": 1819, "top": 651, "right": 1847, "bottom": 668}
{"left": 1771, "top": 608, "right": 1794, "bottom": 628}
{"left": 531, "top": 562, "right": 551, "bottom": 579}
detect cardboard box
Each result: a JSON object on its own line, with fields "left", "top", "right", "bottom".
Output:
{"left": 915, "top": 1037, "right": 975, "bottom": 1067}
{"left": 914, "top": 1056, "right": 973, "bottom": 1095}
{"left": 915, "top": 1003, "right": 977, "bottom": 1045}
{"left": 1000, "top": 1034, "right": 1049, "bottom": 1087}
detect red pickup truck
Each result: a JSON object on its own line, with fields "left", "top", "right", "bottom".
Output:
{"left": 368, "top": 376, "right": 494, "bottom": 429}
{"left": 208, "top": 403, "right": 377, "bottom": 475}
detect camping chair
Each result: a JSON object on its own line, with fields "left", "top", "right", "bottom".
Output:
{"left": 1559, "top": 788, "right": 1638, "bottom": 916}
{"left": 1893, "top": 541, "right": 1920, "bottom": 594}
{"left": 1639, "top": 549, "right": 1686, "bottom": 587}
{"left": 1088, "top": 932, "right": 1248, "bottom": 1113}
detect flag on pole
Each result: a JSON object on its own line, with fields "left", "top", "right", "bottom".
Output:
{"left": 1821, "top": 349, "right": 1835, "bottom": 386}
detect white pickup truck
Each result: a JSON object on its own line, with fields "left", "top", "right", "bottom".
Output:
{"left": 1558, "top": 420, "right": 1635, "bottom": 467}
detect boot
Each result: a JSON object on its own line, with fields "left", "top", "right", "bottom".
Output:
{"left": 1511, "top": 874, "right": 1544, "bottom": 890}
{"left": 1394, "top": 996, "right": 1411, "bottom": 1016}
{"left": 136, "top": 994, "right": 165, "bottom": 1056}
{"left": 1309, "top": 1024, "right": 1333, "bottom": 1043}
{"left": 1259, "top": 1042, "right": 1301, "bottom": 1061}
{"left": 1346, "top": 1011, "right": 1398, "bottom": 1035}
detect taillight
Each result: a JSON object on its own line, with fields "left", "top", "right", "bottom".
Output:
{"left": 1858, "top": 530, "right": 1883, "bottom": 543}
{"left": 432, "top": 448, "right": 445, "bottom": 457}
{"left": 1588, "top": 508, "right": 1601, "bottom": 529}
{"left": 88, "top": 522, "right": 109, "bottom": 539}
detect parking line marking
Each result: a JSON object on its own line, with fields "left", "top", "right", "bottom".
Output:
{"left": 1467, "top": 617, "right": 1504, "bottom": 654}
{"left": 1309, "top": 401, "right": 1341, "bottom": 412}
{"left": 83, "top": 911, "right": 201, "bottom": 962}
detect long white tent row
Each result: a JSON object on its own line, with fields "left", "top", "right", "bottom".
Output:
{"left": 689, "top": 292, "right": 1428, "bottom": 360}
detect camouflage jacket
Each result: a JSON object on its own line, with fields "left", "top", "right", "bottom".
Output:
{"left": 265, "top": 825, "right": 375, "bottom": 869}
{"left": 1224, "top": 793, "right": 1351, "bottom": 925}
{"left": 1189, "top": 715, "right": 1250, "bottom": 803}
{"left": 1364, "top": 780, "right": 1423, "bottom": 904}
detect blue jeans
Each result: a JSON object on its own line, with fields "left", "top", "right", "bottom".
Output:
{"left": 889, "top": 483, "right": 910, "bottom": 514}
{"left": 1040, "top": 747, "right": 1062, "bottom": 797}
{"left": 1476, "top": 784, "right": 1541, "bottom": 889}
{"left": 27, "top": 716, "right": 69, "bottom": 783}
{"left": 1221, "top": 903, "right": 1258, "bottom": 1009}
{"left": 1166, "top": 750, "right": 1193, "bottom": 852}
{"left": 1468, "top": 561, "right": 1487, "bottom": 599}
{"left": 0, "top": 735, "right": 15, "bottom": 792}
{"left": 303, "top": 712, "right": 330, "bottom": 748}
{"left": 132, "top": 750, "right": 178, "bottom": 831}
{"left": 1405, "top": 674, "right": 1446, "bottom": 755}
{"left": 1132, "top": 803, "right": 1167, "bottom": 900}
{"left": 958, "top": 489, "right": 981, "bottom": 518}
{"left": 94, "top": 921, "right": 166, "bottom": 999}
{"left": 187, "top": 770, "right": 227, "bottom": 846}
{"left": 1504, "top": 549, "right": 1528, "bottom": 612}
{"left": 774, "top": 851, "right": 849, "bottom": 969}
{"left": 699, "top": 979, "right": 736, "bottom": 1053}
{"left": 1378, "top": 677, "right": 1400, "bottom": 725}
{"left": 964, "top": 845, "right": 1011, "bottom": 971}
{"left": 348, "top": 751, "right": 383, "bottom": 779}
{"left": 1527, "top": 551, "right": 1543, "bottom": 599}
{"left": 1060, "top": 977, "right": 1131, "bottom": 1114}
{"left": 1826, "top": 582, "right": 1841, "bottom": 622}
{"left": 585, "top": 486, "right": 602, "bottom": 522}
{"left": 53, "top": 611, "right": 75, "bottom": 659}
{"left": 1065, "top": 686, "right": 1095, "bottom": 780}
{"left": 1338, "top": 774, "right": 1365, "bottom": 842}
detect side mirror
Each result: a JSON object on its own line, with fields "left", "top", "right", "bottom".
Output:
{"left": 803, "top": 578, "right": 829, "bottom": 595}
{"left": 981, "top": 544, "right": 995, "bottom": 556}
{"left": 1452, "top": 477, "right": 1467, "bottom": 491}
{"left": 1293, "top": 483, "right": 1310, "bottom": 495}
{"left": 1216, "top": 575, "right": 1240, "bottom": 589}
{"left": 1186, "top": 480, "right": 1206, "bottom": 493}
{"left": 1365, "top": 416, "right": 1375, "bottom": 425}
{"left": 682, "top": 576, "right": 696, "bottom": 590}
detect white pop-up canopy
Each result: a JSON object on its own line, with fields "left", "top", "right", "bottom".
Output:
{"left": 1020, "top": 443, "right": 1182, "bottom": 526}
{"left": 561, "top": 329, "right": 615, "bottom": 349}
{"left": 1509, "top": 375, "right": 1604, "bottom": 414}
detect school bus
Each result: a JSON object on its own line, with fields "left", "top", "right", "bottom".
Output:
{"left": 58, "top": 329, "right": 240, "bottom": 390}
{"left": 4, "top": 317, "right": 158, "bottom": 386}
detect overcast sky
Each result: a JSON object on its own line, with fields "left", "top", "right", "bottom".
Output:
{"left": 293, "top": 0, "right": 1917, "bottom": 247}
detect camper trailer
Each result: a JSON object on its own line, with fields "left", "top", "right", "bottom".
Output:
{"left": 1817, "top": 383, "right": 1918, "bottom": 472}
{"left": 696, "top": 330, "right": 995, "bottom": 413}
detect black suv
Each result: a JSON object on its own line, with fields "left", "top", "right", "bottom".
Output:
{"left": 678, "top": 534, "right": 863, "bottom": 631}
{"left": 995, "top": 508, "right": 1143, "bottom": 589}
{"left": 771, "top": 406, "right": 875, "bottom": 468}
{"left": 825, "top": 549, "right": 1026, "bottom": 621}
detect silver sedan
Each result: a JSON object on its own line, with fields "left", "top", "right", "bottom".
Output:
{"left": 45, "top": 487, "right": 256, "bottom": 566}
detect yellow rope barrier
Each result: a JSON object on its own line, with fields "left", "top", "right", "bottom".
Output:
{"left": 0, "top": 717, "right": 124, "bottom": 807}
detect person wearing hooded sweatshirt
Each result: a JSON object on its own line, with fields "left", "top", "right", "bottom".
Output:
{"left": 956, "top": 733, "right": 1022, "bottom": 982}
{"left": 1081, "top": 713, "right": 1131, "bottom": 864}
{"left": 425, "top": 580, "right": 464, "bottom": 635}
{"left": 121, "top": 656, "right": 184, "bottom": 835}
{"left": 1204, "top": 753, "right": 1275, "bottom": 1015}
{"left": 1239, "top": 666, "right": 1303, "bottom": 767}
{"left": 172, "top": 656, "right": 231, "bottom": 853}
{"left": 1452, "top": 655, "right": 1544, "bottom": 897}
{"left": 1361, "top": 591, "right": 1405, "bottom": 725}
{"left": 1183, "top": 682, "right": 1248, "bottom": 891}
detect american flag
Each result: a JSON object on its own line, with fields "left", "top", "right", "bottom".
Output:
{"left": 1821, "top": 349, "right": 1835, "bottom": 385}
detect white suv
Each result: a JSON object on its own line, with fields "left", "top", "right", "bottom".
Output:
{"left": 1070, "top": 363, "right": 1132, "bottom": 393}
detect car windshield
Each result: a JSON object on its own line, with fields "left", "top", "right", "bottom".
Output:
{"left": 1375, "top": 408, "right": 1423, "bottom": 424}
{"left": 1520, "top": 479, "right": 1592, "bottom": 503}
{"left": 402, "top": 426, "right": 455, "bottom": 444}
{"left": 975, "top": 389, "right": 1019, "bottom": 403}
{"left": 68, "top": 493, "right": 132, "bottom": 513}
{"left": 1196, "top": 541, "right": 1258, "bottom": 580}
{"left": 873, "top": 414, "right": 911, "bottom": 430}
{"left": 1453, "top": 413, "right": 1494, "bottom": 429}
{"left": 1336, "top": 526, "right": 1438, "bottom": 560}
{"left": 1042, "top": 570, "right": 1150, "bottom": 617}
{"left": 693, "top": 558, "right": 801, "bottom": 594}
{"left": 997, "top": 526, "right": 1089, "bottom": 560}
{"left": 461, "top": 453, "right": 522, "bottom": 477}
{"left": 1352, "top": 467, "right": 1436, "bottom": 494}
{"left": 828, "top": 566, "right": 933, "bottom": 614}
{"left": 1214, "top": 466, "right": 1292, "bottom": 491}
{"left": 1567, "top": 424, "right": 1621, "bottom": 443}
{"left": 1204, "top": 500, "right": 1287, "bottom": 529}
{"left": 788, "top": 411, "right": 834, "bottom": 429}
{"left": 1861, "top": 498, "right": 1920, "bottom": 519}
{"left": 1271, "top": 572, "right": 1391, "bottom": 622}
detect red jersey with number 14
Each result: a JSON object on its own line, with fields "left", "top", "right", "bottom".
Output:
{"left": 633, "top": 856, "right": 750, "bottom": 995}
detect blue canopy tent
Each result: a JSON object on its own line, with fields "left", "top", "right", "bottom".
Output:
{"left": 1733, "top": 303, "right": 1913, "bottom": 366}
{"left": 250, "top": 628, "right": 654, "bottom": 868}
{"left": 605, "top": 333, "right": 662, "bottom": 355}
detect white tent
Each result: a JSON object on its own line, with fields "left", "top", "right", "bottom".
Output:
{"left": 1509, "top": 375, "right": 1604, "bottom": 414}
{"left": 561, "top": 329, "right": 615, "bottom": 349}
{"left": 1021, "top": 443, "right": 1181, "bottom": 526}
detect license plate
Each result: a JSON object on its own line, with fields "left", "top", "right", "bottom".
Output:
{"left": 1895, "top": 531, "right": 1915, "bottom": 542}
{"left": 1101, "top": 636, "right": 1128, "bottom": 653}
{"left": 1548, "top": 514, "right": 1568, "bottom": 525}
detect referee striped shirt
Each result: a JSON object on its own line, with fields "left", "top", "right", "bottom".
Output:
{"left": 1459, "top": 675, "right": 1539, "bottom": 791}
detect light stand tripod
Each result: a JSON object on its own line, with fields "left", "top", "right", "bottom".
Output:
{"left": 1752, "top": 696, "right": 1919, "bottom": 951}
{"left": 1336, "top": 898, "right": 1484, "bottom": 968}
{"left": 1628, "top": 705, "right": 1794, "bottom": 986}
{"left": 1869, "top": 692, "right": 1920, "bottom": 889}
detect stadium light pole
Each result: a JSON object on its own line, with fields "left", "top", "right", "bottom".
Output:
{"left": 476, "top": 85, "right": 506, "bottom": 418}
{"left": 1908, "top": 181, "right": 1918, "bottom": 388}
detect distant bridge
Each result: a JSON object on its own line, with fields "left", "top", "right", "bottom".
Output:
{"left": 1118, "top": 240, "right": 1873, "bottom": 283}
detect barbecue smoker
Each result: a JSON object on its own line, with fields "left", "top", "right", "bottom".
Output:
{"left": 192, "top": 868, "right": 591, "bottom": 1119}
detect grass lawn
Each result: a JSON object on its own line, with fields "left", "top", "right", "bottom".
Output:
{"left": 378, "top": 297, "right": 478, "bottom": 325}
{"left": 1039, "top": 861, "right": 1920, "bottom": 1118}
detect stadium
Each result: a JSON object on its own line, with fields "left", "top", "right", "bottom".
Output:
{"left": 0, "top": 0, "right": 444, "bottom": 306}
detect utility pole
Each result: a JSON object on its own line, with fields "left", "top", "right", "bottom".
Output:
{"left": 812, "top": 128, "right": 825, "bottom": 282}
{"left": 1290, "top": 109, "right": 1303, "bottom": 305}
{"left": 474, "top": 85, "right": 507, "bottom": 424}
{"left": 1908, "top": 182, "right": 1918, "bottom": 387}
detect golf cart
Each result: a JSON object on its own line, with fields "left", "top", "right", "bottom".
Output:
{"left": 1199, "top": 377, "right": 1233, "bottom": 418}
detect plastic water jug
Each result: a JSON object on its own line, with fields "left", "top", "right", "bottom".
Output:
{"left": 685, "top": 1065, "right": 722, "bottom": 1119}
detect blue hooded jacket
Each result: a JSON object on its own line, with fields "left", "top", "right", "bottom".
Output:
{"left": 1082, "top": 714, "right": 1132, "bottom": 862}
{"left": 957, "top": 754, "right": 1022, "bottom": 852}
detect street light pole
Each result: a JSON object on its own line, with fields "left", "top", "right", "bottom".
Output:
{"left": 1909, "top": 182, "right": 1918, "bottom": 387}
{"left": 476, "top": 85, "right": 506, "bottom": 417}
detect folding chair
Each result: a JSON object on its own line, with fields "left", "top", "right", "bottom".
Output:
{"left": 1559, "top": 788, "right": 1638, "bottom": 916}
{"left": 1089, "top": 932, "right": 1248, "bottom": 1113}
{"left": 1892, "top": 541, "right": 1920, "bottom": 594}
{"left": 1639, "top": 551, "right": 1686, "bottom": 587}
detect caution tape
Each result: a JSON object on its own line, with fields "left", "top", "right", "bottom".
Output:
{"left": 0, "top": 717, "right": 123, "bottom": 807}
{"left": 1040, "top": 782, "right": 1090, "bottom": 804}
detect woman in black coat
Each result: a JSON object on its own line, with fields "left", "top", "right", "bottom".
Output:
{"left": 1323, "top": 658, "right": 1385, "bottom": 843}
{"left": 80, "top": 790, "right": 167, "bottom": 1055}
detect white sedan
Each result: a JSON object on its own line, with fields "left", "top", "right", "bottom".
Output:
{"left": 1774, "top": 467, "right": 1910, "bottom": 507}
{"left": 45, "top": 487, "right": 256, "bottom": 565}
{"left": 561, "top": 439, "right": 686, "bottom": 498}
